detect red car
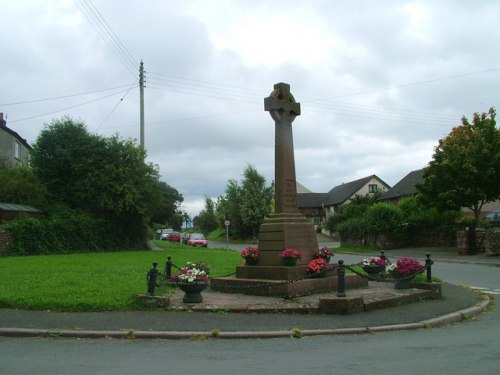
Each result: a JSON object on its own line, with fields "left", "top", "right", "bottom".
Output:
{"left": 186, "top": 233, "right": 208, "bottom": 247}
{"left": 165, "top": 232, "right": 181, "bottom": 243}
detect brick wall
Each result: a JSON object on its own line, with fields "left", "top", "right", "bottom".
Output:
{"left": 0, "top": 229, "right": 11, "bottom": 256}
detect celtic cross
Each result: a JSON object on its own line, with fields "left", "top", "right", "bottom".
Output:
{"left": 264, "top": 83, "right": 301, "bottom": 214}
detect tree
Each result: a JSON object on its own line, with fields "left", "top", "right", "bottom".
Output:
{"left": 239, "top": 164, "right": 273, "bottom": 239}
{"left": 149, "top": 180, "right": 184, "bottom": 228}
{"left": 195, "top": 196, "right": 218, "bottom": 233}
{"left": 0, "top": 166, "right": 49, "bottom": 209}
{"left": 30, "top": 117, "right": 181, "bottom": 247}
{"left": 417, "top": 108, "right": 500, "bottom": 226}
{"left": 216, "top": 179, "right": 249, "bottom": 239}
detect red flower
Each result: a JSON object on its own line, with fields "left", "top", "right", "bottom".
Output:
{"left": 306, "top": 258, "right": 328, "bottom": 274}
{"left": 241, "top": 246, "right": 259, "bottom": 260}
{"left": 278, "top": 248, "right": 303, "bottom": 259}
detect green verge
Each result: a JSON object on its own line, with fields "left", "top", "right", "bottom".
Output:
{"left": 0, "top": 241, "right": 241, "bottom": 312}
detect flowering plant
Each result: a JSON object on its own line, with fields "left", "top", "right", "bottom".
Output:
{"left": 387, "top": 257, "right": 424, "bottom": 277}
{"left": 170, "top": 262, "right": 210, "bottom": 283}
{"left": 360, "top": 257, "right": 389, "bottom": 267}
{"left": 278, "top": 248, "right": 302, "bottom": 259}
{"left": 313, "top": 246, "right": 333, "bottom": 260}
{"left": 306, "top": 258, "right": 328, "bottom": 275}
{"left": 241, "top": 246, "right": 259, "bottom": 260}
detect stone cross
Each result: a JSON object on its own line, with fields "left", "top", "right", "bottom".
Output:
{"left": 264, "top": 82, "right": 301, "bottom": 214}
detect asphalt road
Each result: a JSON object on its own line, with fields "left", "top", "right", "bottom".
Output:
{"left": 0, "top": 243, "right": 498, "bottom": 375}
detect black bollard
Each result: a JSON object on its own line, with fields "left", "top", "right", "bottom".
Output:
{"left": 425, "top": 253, "right": 433, "bottom": 283}
{"left": 337, "top": 260, "right": 346, "bottom": 297}
{"left": 146, "top": 261, "right": 160, "bottom": 296}
{"left": 165, "top": 256, "right": 172, "bottom": 279}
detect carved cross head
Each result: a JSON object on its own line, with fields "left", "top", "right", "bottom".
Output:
{"left": 264, "top": 82, "right": 301, "bottom": 123}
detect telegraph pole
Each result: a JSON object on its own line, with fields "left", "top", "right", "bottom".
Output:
{"left": 139, "top": 60, "right": 145, "bottom": 149}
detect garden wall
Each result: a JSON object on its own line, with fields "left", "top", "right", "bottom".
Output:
{"left": 0, "top": 228, "right": 11, "bottom": 256}
{"left": 342, "top": 228, "right": 457, "bottom": 250}
{"left": 457, "top": 228, "right": 500, "bottom": 255}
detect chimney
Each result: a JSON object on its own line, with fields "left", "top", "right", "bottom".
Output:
{"left": 0, "top": 113, "right": 6, "bottom": 127}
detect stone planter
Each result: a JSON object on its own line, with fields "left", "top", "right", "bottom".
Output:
{"left": 245, "top": 258, "right": 258, "bottom": 265}
{"left": 177, "top": 282, "right": 208, "bottom": 303}
{"left": 394, "top": 278, "right": 413, "bottom": 290}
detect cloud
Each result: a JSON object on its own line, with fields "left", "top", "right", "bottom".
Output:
{"left": 1, "top": 0, "right": 498, "bottom": 219}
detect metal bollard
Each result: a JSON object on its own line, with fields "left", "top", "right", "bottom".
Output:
{"left": 425, "top": 253, "right": 433, "bottom": 283}
{"left": 380, "top": 250, "right": 387, "bottom": 263}
{"left": 165, "top": 256, "right": 172, "bottom": 279}
{"left": 337, "top": 260, "right": 346, "bottom": 297}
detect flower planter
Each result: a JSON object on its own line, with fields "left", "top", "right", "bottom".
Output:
{"left": 177, "top": 282, "right": 208, "bottom": 303}
{"left": 282, "top": 258, "right": 298, "bottom": 267}
{"left": 363, "top": 265, "right": 385, "bottom": 274}
{"left": 394, "top": 278, "right": 412, "bottom": 290}
{"left": 245, "top": 258, "right": 258, "bottom": 265}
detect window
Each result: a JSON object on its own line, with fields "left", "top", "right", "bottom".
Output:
{"left": 368, "top": 184, "right": 378, "bottom": 193}
{"left": 14, "top": 142, "right": 21, "bottom": 160}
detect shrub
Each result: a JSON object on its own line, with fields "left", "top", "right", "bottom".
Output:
{"left": 365, "top": 203, "right": 403, "bottom": 238}
{"left": 337, "top": 216, "right": 369, "bottom": 244}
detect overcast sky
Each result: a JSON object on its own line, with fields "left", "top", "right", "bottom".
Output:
{"left": 1, "top": 0, "right": 499, "bottom": 218}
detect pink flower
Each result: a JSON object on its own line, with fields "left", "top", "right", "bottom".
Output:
{"left": 278, "top": 248, "right": 303, "bottom": 259}
{"left": 306, "top": 258, "right": 328, "bottom": 274}
{"left": 241, "top": 246, "right": 259, "bottom": 260}
{"left": 313, "top": 246, "right": 333, "bottom": 259}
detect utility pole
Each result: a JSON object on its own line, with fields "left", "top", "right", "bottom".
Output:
{"left": 139, "top": 60, "right": 145, "bottom": 149}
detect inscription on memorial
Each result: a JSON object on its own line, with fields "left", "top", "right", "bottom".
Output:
{"left": 284, "top": 179, "right": 297, "bottom": 208}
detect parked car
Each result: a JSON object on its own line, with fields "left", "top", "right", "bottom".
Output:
{"left": 165, "top": 231, "right": 181, "bottom": 242}
{"left": 181, "top": 232, "right": 191, "bottom": 244}
{"left": 186, "top": 233, "right": 208, "bottom": 247}
{"left": 485, "top": 211, "right": 500, "bottom": 224}
{"left": 159, "top": 228, "right": 174, "bottom": 240}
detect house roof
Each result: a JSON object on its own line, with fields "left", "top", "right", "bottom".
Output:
{"left": 297, "top": 175, "right": 390, "bottom": 209}
{"left": 0, "top": 124, "right": 32, "bottom": 150}
{"left": 0, "top": 203, "right": 41, "bottom": 213}
{"left": 297, "top": 193, "right": 328, "bottom": 208}
{"left": 379, "top": 169, "right": 425, "bottom": 201}
{"left": 325, "top": 175, "right": 389, "bottom": 206}
{"left": 296, "top": 181, "right": 312, "bottom": 194}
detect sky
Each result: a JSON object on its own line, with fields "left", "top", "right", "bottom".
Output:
{"left": 1, "top": 0, "right": 499, "bottom": 219}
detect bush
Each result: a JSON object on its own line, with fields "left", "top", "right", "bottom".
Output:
{"left": 1, "top": 211, "right": 142, "bottom": 255}
{"left": 337, "top": 217, "right": 369, "bottom": 244}
{"left": 364, "top": 203, "right": 404, "bottom": 241}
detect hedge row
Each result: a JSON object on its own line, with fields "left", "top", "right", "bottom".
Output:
{"left": 0, "top": 213, "right": 146, "bottom": 255}
{"left": 334, "top": 199, "right": 460, "bottom": 248}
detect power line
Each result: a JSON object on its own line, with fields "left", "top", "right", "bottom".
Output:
{"left": 94, "top": 86, "right": 134, "bottom": 131}
{"left": 323, "top": 67, "right": 500, "bottom": 99}
{"left": 9, "top": 87, "right": 135, "bottom": 124}
{"left": 73, "top": 0, "right": 137, "bottom": 75}
{"left": 0, "top": 83, "right": 136, "bottom": 106}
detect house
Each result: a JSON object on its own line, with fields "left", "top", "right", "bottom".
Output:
{"left": 0, "top": 203, "right": 43, "bottom": 224}
{"left": 0, "top": 113, "right": 31, "bottom": 167}
{"left": 378, "top": 169, "right": 424, "bottom": 204}
{"left": 379, "top": 168, "right": 500, "bottom": 217}
{"left": 297, "top": 175, "right": 391, "bottom": 223}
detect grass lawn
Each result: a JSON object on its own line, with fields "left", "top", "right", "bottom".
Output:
{"left": 0, "top": 241, "right": 241, "bottom": 312}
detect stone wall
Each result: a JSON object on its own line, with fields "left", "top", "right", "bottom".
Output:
{"left": 0, "top": 228, "right": 11, "bottom": 256}
{"left": 457, "top": 227, "right": 500, "bottom": 255}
